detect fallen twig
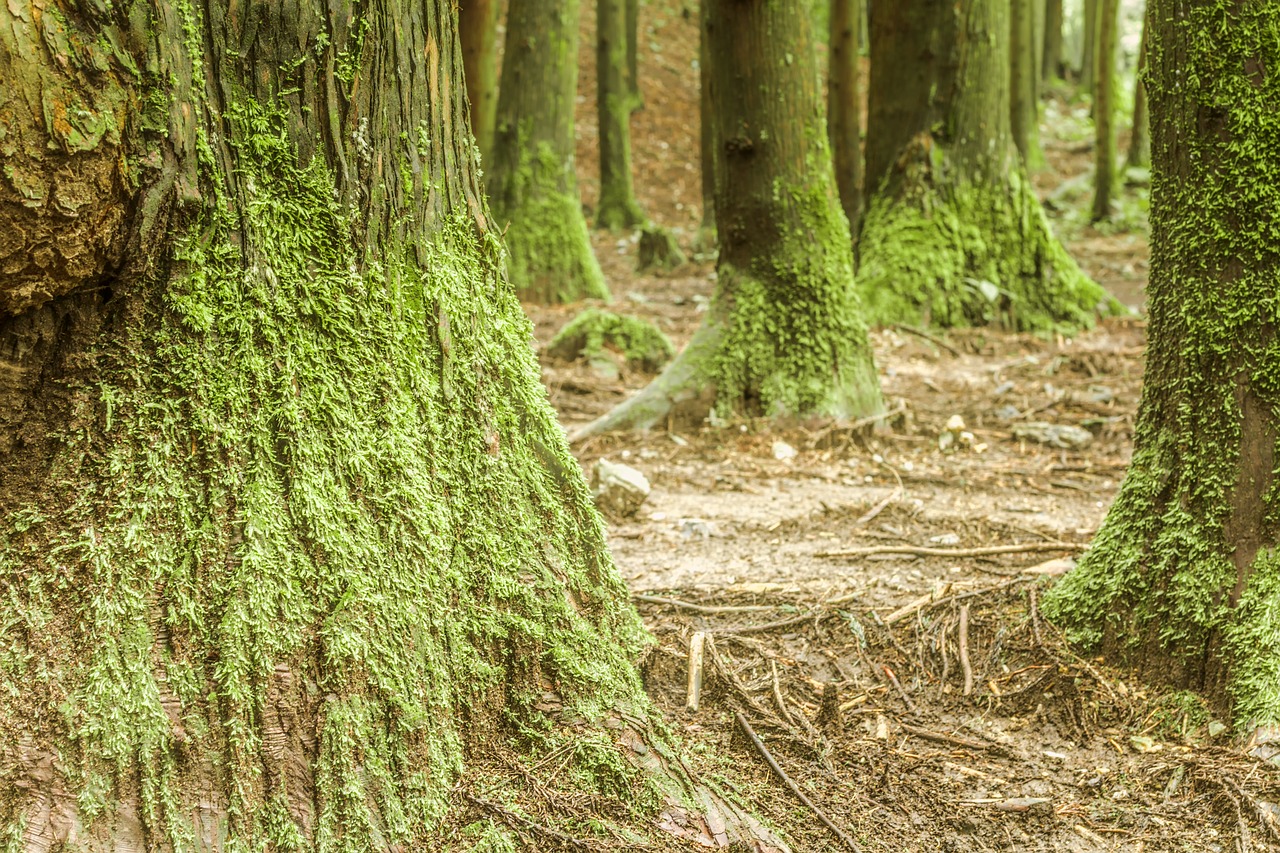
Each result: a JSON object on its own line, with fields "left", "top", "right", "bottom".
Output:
{"left": 716, "top": 610, "right": 827, "bottom": 635}
{"left": 460, "top": 790, "right": 595, "bottom": 850}
{"left": 959, "top": 605, "right": 974, "bottom": 696}
{"left": 632, "top": 593, "right": 778, "bottom": 614}
{"left": 734, "top": 712, "right": 863, "bottom": 853}
{"left": 882, "top": 664, "right": 919, "bottom": 715}
{"left": 817, "top": 542, "right": 1087, "bottom": 559}
{"left": 890, "top": 323, "right": 962, "bottom": 357}
{"left": 900, "top": 722, "right": 1005, "bottom": 755}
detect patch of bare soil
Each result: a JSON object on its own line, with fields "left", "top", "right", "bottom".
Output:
{"left": 514, "top": 2, "right": 1279, "bottom": 850}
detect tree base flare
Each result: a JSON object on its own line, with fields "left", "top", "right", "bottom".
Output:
{"left": 857, "top": 142, "right": 1122, "bottom": 333}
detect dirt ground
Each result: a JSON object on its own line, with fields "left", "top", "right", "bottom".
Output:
{"left": 508, "top": 4, "right": 1280, "bottom": 851}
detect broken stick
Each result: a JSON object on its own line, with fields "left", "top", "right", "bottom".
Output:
{"left": 816, "top": 542, "right": 1087, "bottom": 559}
{"left": 686, "top": 632, "right": 707, "bottom": 712}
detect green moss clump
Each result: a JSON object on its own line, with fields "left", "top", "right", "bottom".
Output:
{"left": 857, "top": 148, "right": 1122, "bottom": 334}
{"left": 547, "top": 308, "right": 675, "bottom": 372}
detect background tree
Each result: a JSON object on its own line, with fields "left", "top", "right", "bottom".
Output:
{"left": 858, "top": 0, "right": 1113, "bottom": 331}
{"left": 489, "top": 0, "right": 609, "bottom": 302}
{"left": 459, "top": 0, "right": 500, "bottom": 161}
{"left": 1126, "top": 13, "right": 1150, "bottom": 169}
{"left": 597, "top": 0, "right": 646, "bottom": 229}
{"left": 829, "top": 0, "right": 865, "bottom": 233}
{"left": 1043, "top": 0, "right": 1064, "bottom": 81}
{"left": 1080, "top": 0, "right": 1097, "bottom": 90}
{"left": 0, "top": 0, "right": 784, "bottom": 846}
{"left": 1091, "top": 0, "right": 1119, "bottom": 221}
{"left": 695, "top": 0, "right": 718, "bottom": 251}
{"left": 1045, "top": 0, "right": 1280, "bottom": 734}
{"left": 1011, "top": 0, "right": 1044, "bottom": 168}
{"left": 574, "top": 0, "right": 883, "bottom": 437}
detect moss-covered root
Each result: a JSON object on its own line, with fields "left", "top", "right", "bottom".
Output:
{"left": 571, "top": 262, "right": 883, "bottom": 440}
{"left": 856, "top": 154, "right": 1123, "bottom": 333}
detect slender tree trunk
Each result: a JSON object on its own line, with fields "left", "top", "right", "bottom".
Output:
{"left": 861, "top": 0, "right": 1114, "bottom": 331}
{"left": 1043, "top": 0, "right": 1064, "bottom": 81}
{"left": 1046, "top": 0, "right": 1280, "bottom": 733}
{"left": 575, "top": 0, "right": 883, "bottom": 437}
{"left": 1092, "top": 0, "right": 1118, "bottom": 220}
{"left": 459, "top": 0, "right": 500, "bottom": 161}
{"left": 695, "top": 0, "right": 717, "bottom": 249}
{"left": 829, "top": 0, "right": 865, "bottom": 234}
{"left": 626, "top": 0, "right": 641, "bottom": 104}
{"left": 1081, "top": 0, "right": 1097, "bottom": 90}
{"left": 489, "top": 0, "right": 609, "bottom": 302}
{"left": 1126, "top": 13, "right": 1151, "bottom": 169}
{"left": 1011, "top": 0, "right": 1044, "bottom": 168}
{"left": 0, "top": 1, "right": 787, "bottom": 847}
{"left": 597, "top": 0, "right": 646, "bottom": 229}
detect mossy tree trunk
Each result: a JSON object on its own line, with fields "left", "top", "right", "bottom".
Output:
{"left": 1045, "top": 0, "right": 1280, "bottom": 733}
{"left": 0, "top": 1, "right": 786, "bottom": 848}
{"left": 574, "top": 0, "right": 882, "bottom": 437}
{"left": 489, "top": 0, "right": 609, "bottom": 303}
{"left": 860, "top": 0, "right": 1112, "bottom": 332}
{"left": 1011, "top": 0, "right": 1044, "bottom": 168}
{"left": 1126, "top": 14, "right": 1150, "bottom": 169}
{"left": 626, "top": 0, "right": 641, "bottom": 103}
{"left": 597, "top": 0, "right": 647, "bottom": 230}
{"left": 1091, "top": 0, "right": 1118, "bottom": 221}
{"left": 459, "top": 0, "right": 500, "bottom": 162}
{"left": 1043, "top": 0, "right": 1064, "bottom": 81}
{"left": 829, "top": 0, "right": 865, "bottom": 234}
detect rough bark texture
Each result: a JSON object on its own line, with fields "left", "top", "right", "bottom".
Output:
{"left": 860, "top": 0, "right": 1114, "bottom": 332}
{"left": 1011, "top": 0, "right": 1044, "bottom": 168}
{"left": 1043, "top": 0, "right": 1064, "bottom": 80}
{"left": 459, "top": 0, "right": 500, "bottom": 162}
{"left": 0, "top": 1, "right": 787, "bottom": 848}
{"left": 1126, "top": 15, "right": 1150, "bottom": 169}
{"left": 1045, "top": 0, "right": 1280, "bottom": 730}
{"left": 596, "top": 0, "right": 646, "bottom": 230}
{"left": 829, "top": 0, "right": 864, "bottom": 233}
{"left": 1091, "top": 0, "right": 1118, "bottom": 220}
{"left": 488, "top": 0, "right": 609, "bottom": 303}
{"left": 574, "top": 0, "right": 882, "bottom": 437}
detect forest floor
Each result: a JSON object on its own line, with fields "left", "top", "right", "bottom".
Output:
{"left": 512, "top": 3, "right": 1279, "bottom": 851}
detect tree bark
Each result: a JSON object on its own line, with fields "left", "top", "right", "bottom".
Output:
{"left": 1091, "top": 0, "right": 1118, "bottom": 221}
{"left": 459, "top": 0, "right": 500, "bottom": 162}
{"left": 1126, "top": 13, "right": 1150, "bottom": 169}
{"left": 1011, "top": 0, "right": 1044, "bottom": 168}
{"left": 0, "top": 1, "right": 787, "bottom": 847}
{"left": 1045, "top": 0, "right": 1280, "bottom": 732}
{"left": 695, "top": 0, "right": 717, "bottom": 249}
{"left": 575, "top": 0, "right": 882, "bottom": 437}
{"left": 626, "top": 0, "right": 641, "bottom": 103}
{"left": 489, "top": 0, "right": 609, "bottom": 302}
{"left": 1080, "top": 0, "right": 1097, "bottom": 90}
{"left": 861, "top": 0, "right": 1114, "bottom": 332}
{"left": 829, "top": 0, "right": 865, "bottom": 234}
{"left": 597, "top": 0, "right": 646, "bottom": 229}
{"left": 1043, "top": 0, "right": 1064, "bottom": 81}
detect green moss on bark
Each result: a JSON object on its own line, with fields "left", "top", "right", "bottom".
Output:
{"left": 1044, "top": 0, "right": 1280, "bottom": 730}
{"left": 548, "top": 308, "right": 674, "bottom": 372}
{"left": 857, "top": 149, "right": 1119, "bottom": 333}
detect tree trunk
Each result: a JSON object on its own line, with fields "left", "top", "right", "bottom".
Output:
{"left": 626, "top": 0, "right": 641, "bottom": 104}
{"left": 860, "top": 0, "right": 1114, "bottom": 332}
{"left": 489, "top": 0, "right": 609, "bottom": 302}
{"left": 1011, "top": 0, "right": 1044, "bottom": 168}
{"left": 1080, "top": 0, "right": 1097, "bottom": 90}
{"left": 1091, "top": 0, "right": 1118, "bottom": 221}
{"left": 574, "top": 0, "right": 883, "bottom": 437}
{"left": 1043, "top": 0, "right": 1064, "bottom": 81}
{"left": 459, "top": 0, "right": 500, "bottom": 162}
{"left": 1045, "top": 0, "right": 1280, "bottom": 733}
{"left": 695, "top": 0, "right": 718, "bottom": 250}
{"left": 0, "top": 1, "right": 787, "bottom": 847}
{"left": 1126, "top": 13, "right": 1150, "bottom": 169}
{"left": 829, "top": 0, "right": 865, "bottom": 234}
{"left": 597, "top": 0, "right": 646, "bottom": 229}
